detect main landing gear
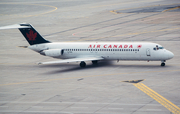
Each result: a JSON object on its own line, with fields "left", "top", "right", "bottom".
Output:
{"left": 79, "top": 60, "right": 98, "bottom": 68}
{"left": 161, "top": 60, "right": 166, "bottom": 67}
{"left": 92, "top": 60, "right": 98, "bottom": 65}
{"left": 80, "top": 61, "right": 86, "bottom": 68}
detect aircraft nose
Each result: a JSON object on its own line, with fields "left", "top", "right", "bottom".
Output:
{"left": 168, "top": 51, "right": 174, "bottom": 59}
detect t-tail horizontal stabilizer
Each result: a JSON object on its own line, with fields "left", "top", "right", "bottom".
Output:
{"left": 0, "top": 24, "right": 31, "bottom": 29}
{"left": 0, "top": 23, "right": 51, "bottom": 45}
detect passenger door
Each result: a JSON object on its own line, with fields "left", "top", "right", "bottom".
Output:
{"left": 146, "top": 48, "right": 151, "bottom": 56}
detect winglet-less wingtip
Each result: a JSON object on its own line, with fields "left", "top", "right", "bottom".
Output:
{"left": 38, "top": 62, "right": 42, "bottom": 65}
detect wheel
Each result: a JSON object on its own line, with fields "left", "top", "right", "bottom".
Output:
{"left": 80, "top": 61, "right": 86, "bottom": 68}
{"left": 92, "top": 60, "right": 98, "bottom": 64}
{"left": 161, "top": 63, "right": 165, "bottom": 66}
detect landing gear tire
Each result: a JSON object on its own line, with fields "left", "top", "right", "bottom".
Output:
{"left": 80, "top": 61, "right": 86, "bottom": 68}
{"left": 161, "top": 63, "right": 165, "bottom": 67}
{"left": 92, "top": 60, "right": 98, "bottom": 65}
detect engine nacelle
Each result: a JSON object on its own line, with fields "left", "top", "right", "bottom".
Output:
{"left": 40, "top": 49, "right": 64, "bottom": 57}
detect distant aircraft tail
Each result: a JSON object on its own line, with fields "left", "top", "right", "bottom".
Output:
{"left": 0, "top": 23, "right": 51, "bottom": 45}
{"left": 18, "top": 23, "right": 51, "bottom": 45}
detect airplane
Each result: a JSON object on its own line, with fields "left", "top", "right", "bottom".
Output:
{"left": 0, "top": 23, "right": 174, "bottom": 67}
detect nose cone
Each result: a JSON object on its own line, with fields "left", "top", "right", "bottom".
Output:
{"left": 168, "top": 51, "right": 174, "bottom": 59}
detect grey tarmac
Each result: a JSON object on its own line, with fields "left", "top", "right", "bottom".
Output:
{"left": 0, "top": 0, "right": 180, "bottom": 114}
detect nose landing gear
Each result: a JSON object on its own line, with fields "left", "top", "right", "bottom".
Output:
{"left": 161, "top": 63, "right": 165, "bottom": 66}
{"left": 161, "top": 60, "right": 166, "bottom": 67}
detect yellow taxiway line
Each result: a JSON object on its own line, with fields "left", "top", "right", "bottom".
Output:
{"left": 74, "top": 27, "right": 180, "bottom": 41}
{"left": 0, "top": 3, "right": 57, "bottom": 18}
{"left": 162, "top": 6, "right": 180, "bottom": 12}
{"left": 110, "top": 3, "right": 180, "bottom": 14}
{"left": 133, "top": 83, "right": 180, "bottom": 114}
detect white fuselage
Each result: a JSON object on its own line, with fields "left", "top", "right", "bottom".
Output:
{"left": 28, "top": 42, "right": 174, "bottom": 61}
{"left": 0, "top": 23, "right": 174, "bottom": 67}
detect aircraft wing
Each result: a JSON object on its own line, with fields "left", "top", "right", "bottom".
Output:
{"left": 38, "top": 56, "right": 104, "bottom": 65}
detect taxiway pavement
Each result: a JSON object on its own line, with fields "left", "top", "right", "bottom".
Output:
{"left": 0, "top": 0, "right": 180, "bottom": 113}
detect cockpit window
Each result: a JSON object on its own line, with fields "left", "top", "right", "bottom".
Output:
{"left": 153, "top": 46, "right": 164, "bottom": 50}
{"left": 159, "top": 47, "right": 164, "bottom": 49}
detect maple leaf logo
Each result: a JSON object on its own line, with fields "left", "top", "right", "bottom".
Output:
{"left": 26, "top": 30, "right": 37, "bottom": 41}
{"left": 137, "top": 45, "right": 142, "bottom": 48}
